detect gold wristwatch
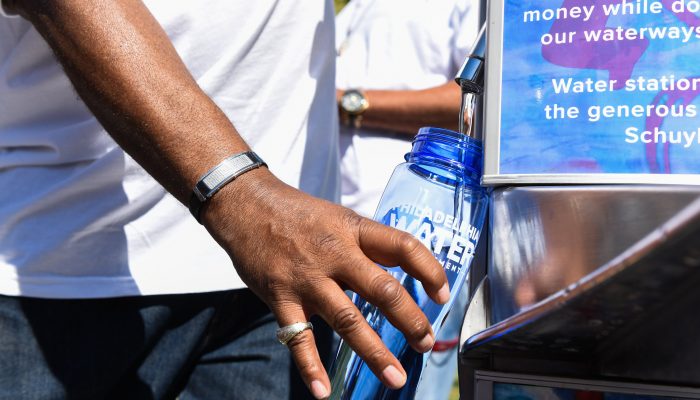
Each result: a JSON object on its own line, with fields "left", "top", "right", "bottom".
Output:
{"left": 339, "top": 89, "right": 369, "bottom": 128}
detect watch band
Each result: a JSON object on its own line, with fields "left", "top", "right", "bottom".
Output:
{"left": 188, "top": 151, "right": 267, "bottom": 223}
{"left": 339, "top": 89, "right": 369, "bottom": 127}
{"left": 348, "top": 114, "right": 364, "bottom": 129}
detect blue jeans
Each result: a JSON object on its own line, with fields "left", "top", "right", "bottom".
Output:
{"left": 0, "top": 289, "right": 334, "bottom": 400}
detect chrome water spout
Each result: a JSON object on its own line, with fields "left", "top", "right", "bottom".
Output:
{"left": 456, "top": 25, "right": 486, "bottom": 137}
{"left": 455, "top": 24, "right": 486, "bottom": 94}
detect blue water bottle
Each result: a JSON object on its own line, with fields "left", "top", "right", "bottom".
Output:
{"left": 329, "top": 127, "right": 488, "bottom": 399}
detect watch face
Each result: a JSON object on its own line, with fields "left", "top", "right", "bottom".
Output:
{"left": 341, "top": 90, "right": 367, "bottom": 114}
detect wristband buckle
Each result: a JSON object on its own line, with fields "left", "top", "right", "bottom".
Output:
{"left": 189, "top": 151, "right": 266, "bottom": 223}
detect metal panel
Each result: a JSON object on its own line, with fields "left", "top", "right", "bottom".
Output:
{"left": 474, "top": 371, "right": 700, "bottom": 399}
{"left": 483, "top": 0, "right": 504, "bottom": 179}
{"left": 484, "top": 173, "right": 700, "bottom": 186}
{"left": 460, "top": 193, "right": 700, "bottom": 385}
{"left": 487, "top": 185, "right": 700, "bottom": 323}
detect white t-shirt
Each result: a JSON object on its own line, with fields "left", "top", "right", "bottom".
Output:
{"left": 336, "top": 0, "right": 478, "bottom": 217}
{"left": 0, "top": 1, "right": 339, "bottom": 298}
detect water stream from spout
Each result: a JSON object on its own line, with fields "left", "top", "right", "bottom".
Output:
{"left": 459, "top": 91, "right": 478, "bottom": 138}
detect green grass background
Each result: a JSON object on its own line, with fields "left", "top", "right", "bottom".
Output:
{"left": 334, "top": 0, "right": 350, "bottom": 13}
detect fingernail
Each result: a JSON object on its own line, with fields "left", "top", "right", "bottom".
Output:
{"left": 382, "top": 365, "right": 407, "bottom": 389}
{"left": 438, "top": 283, "right": 450, "bottom": 304}
{"left": 310, "top": 380, "right": 329, "bottom": 399}
{"left": 417, "top": 332, "right": 435, "bottom": 352}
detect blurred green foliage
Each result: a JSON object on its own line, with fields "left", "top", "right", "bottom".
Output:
{"left": 335, "top": 0, "right": 350, "bottom": 13}
{"left": 450, "top": 376, "right": 459, "bottom": 400}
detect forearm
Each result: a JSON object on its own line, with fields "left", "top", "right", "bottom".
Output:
{"left": 9, "top": 1, "right": 451, "bottom": 395}
{"left": 343, "top": 82, "right": 462, "bottom": 136}
{"left": 10, "top": 0, "right": 249, "bottom": 202}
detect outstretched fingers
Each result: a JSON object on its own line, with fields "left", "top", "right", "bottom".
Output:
{"left": 273, "top": 302, "right": 330, "bottom": 400}
{"left": 311, "top": 281, "right": 409, "bottom": 390}
{"left": 335, "top": 254, "right": 436, "bottom": 353}
{"left": 356, "top": 219, "right": 450, "bottom": 304}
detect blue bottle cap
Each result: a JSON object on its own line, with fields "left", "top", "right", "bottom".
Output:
{"left": 405, "top": 127, "right": 483, "bottom": 184}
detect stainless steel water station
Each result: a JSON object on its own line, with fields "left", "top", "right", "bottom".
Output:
{"left": 457, "top": 0, "right": 700, "bottom": 398}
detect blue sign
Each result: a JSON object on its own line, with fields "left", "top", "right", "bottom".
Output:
{"left": 500, "top": 0, "right": 700, "bottom": 175}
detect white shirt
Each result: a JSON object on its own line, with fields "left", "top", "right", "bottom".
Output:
{"left": 0, "top": 1, "right": 339, "bottom": 298}
{"left": 336, "top": 0, "right": 478, "bottom": 217}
